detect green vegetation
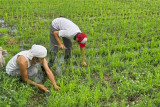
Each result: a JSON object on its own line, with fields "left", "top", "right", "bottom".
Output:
{"left": 0, "top": 0, "right": 160, "bottom": 106}
{"left": 0, "top": 28, "right": 9, "bottom": 34}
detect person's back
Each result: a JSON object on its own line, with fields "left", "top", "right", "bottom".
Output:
{"left": 51, "top": 17, "right": 81, "bottom": 39}
{"left": 52, "top": 17, "right": 80, "bottom": 30}
{"left": 6, "top": 50, "right": 31, "bottom": 75}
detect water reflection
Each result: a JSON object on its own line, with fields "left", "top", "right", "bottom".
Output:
{"left": 0, "top": 19, "right": 17, "bottom": 35}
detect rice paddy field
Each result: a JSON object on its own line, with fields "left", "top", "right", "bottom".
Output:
{"left": 0, "top": 0, "right": 160, "bottom": 106}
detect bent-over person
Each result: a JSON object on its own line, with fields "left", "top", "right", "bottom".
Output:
{"left": 49, "top": 17, "right": 88, "bottom": 67}
{"left": 6, "top": 44, "right": 60, "bottom": 92}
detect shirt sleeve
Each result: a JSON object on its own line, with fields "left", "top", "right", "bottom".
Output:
{"left": 58, "top": 29, "right": 80, "bottom": 39}
{"left": 58, "top": 30, "right": 68, "bottom": 37}
{"left": 59, "top": 30, "right": 75, "bottom": 38}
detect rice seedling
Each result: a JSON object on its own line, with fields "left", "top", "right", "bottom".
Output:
{"left": 0, "top": 0, "right": 160, "bottom": 106}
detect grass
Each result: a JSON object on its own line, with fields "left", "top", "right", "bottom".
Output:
{"left": 0, "top": 0, "right": 160, "bottom": 106}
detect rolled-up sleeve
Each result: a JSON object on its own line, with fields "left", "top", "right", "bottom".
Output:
{"left": 58, "top": 30, "right": 68, "bottom": 37}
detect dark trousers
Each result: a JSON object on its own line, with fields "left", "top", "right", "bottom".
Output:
{"left": 49, "top": 24, "right": 72, "bottom": 65}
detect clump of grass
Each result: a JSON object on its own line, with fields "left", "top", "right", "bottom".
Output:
{"left": 0, "top": 28, "right": 9, "bottom": 34}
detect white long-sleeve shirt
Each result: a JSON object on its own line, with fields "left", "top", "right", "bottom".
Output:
{"left": 51, "top": 17, "right": 81, "bottom": 40}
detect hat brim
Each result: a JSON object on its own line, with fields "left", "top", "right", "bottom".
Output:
{"left": 79, "top": 42, "right": 86, "bottom": 47}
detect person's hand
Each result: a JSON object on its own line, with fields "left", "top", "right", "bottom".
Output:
{"left": 82, "top": 61, "right": 87, "bottom": 67}
{"left": 54, "top": 85, "right": 60, "bottom": 90}
{"left": 38, "top": 84, "right": 49, "bottom": 92}
{"left": 59, "top": 44, "right": 65, "bottom": 50}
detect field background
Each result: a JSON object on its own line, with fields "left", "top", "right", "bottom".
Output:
{"left": 0, "top": 0, "right": 160, "bottom": 106}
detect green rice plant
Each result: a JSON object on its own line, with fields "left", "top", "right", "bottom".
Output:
{"left": 154, "top": 67, "right": 160, "bottom": 86}
{"left": 86, "top": 66, "right": 91, "bottom": 84}
{"left": 0, "top": 72, "right": 32, "bottom": 106}
{"left": 142, "top": 95, "right": 155, "bottom": 107}
{"left": 104, "top": 83, "right": 113, "bottom": 103}
{"left": 93, "top": 84, "right": 102, "bottom": 105}
{"left": 146, "top": 72, "right": 153, "bottom": 88}
{"left": 0, "top": 28, "right": 9, "bottom": 34}
{"left": 60, "top": 75, "right": 64, "bottom": 88}
{"left": 0, "top": 0, "right": 160, "bottom": 106}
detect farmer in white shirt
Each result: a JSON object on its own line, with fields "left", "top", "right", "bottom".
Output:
{"left": 6, "top": 44, "right": 60, "bottom": 92}
{"left": 49, "top": 17, "right": 87, "bottom": 67}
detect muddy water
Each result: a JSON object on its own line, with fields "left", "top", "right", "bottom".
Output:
{"left": 0, "top": 19, "right": 17, "bottom": 35}
{"left": 0, "top": 19, "right": 5, "bottom": 23}
{"left": 54, "top": 54, "right": 83, "bottom": 76}
{"left": 54, "top": 55, "right": 64, "bottom": 75}
{"left": 0, "top": 19, "right": 6, "bottom": 28}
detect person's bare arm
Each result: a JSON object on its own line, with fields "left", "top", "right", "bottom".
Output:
{"left": 80, "top": 47, "right": 87, "bottom": 67}
{"left": 53, "top": 31, "right": 65, "bottom": 50}
{"left": 17, "top": 56, "right": 48, "bottom": 92}
{"left": 42, "top": 58, "right": 60, "bottom": 90}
